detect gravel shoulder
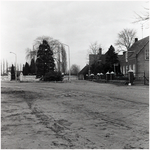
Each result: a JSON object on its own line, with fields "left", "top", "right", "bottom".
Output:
{"left": 1, "top": 81, "right": 149, "bottom": 149}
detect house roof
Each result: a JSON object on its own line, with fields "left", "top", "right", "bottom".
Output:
{"left": 128, "top": 36, "right": 149, "bottom": 59}
{"left": 78, "top": 65, "right": 89, "bottom": 75}
{"left": 117, "top": 36, "right": 149, "bottom": 62}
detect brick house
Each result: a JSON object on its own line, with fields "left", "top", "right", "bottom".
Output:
{"left": 89, "top": 48, "right": 105, "bottom": 65}
{"left": 119, "top": 36, "right": 149, "bottom": 79}
{"left": 89, "top": 48, "right": 106, "bottom": 71}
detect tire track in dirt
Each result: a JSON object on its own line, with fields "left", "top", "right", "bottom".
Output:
{"left": 29, "top": 105, "right": 98, "bottom": 148}
{"left": 51, "top": 90, "right": 148, "bottom": 149}
{"left": 1, "top": 86, "right": 148, "bottom": 149}
{"left": 1, "top": 88, "right": 99, "bottom": 148}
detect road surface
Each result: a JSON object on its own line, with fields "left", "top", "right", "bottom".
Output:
{"left": 1, "top": 80, "right": 149, "bottom": 149}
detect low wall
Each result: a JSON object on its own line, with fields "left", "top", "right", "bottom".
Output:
{"left": 63, "top": 75, "right": 78, "bottom": 81}
{"left": 21, "top": 75, "right": 37, "bottom": 81}
{"left": 1, "top": 76, "right": 9, "bottom": 81}
{"left": 1, "top": 75, "right": 39, "bottom": 82}
{"left": 1, "top": 75, "right": 77, "bottom": 82}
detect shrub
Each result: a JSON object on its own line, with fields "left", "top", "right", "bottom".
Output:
{"left": 11, "top": 64, "right": 15, "bottom": 80}
{"left": 43, "top": 71, "right": 63, "bottom": 81}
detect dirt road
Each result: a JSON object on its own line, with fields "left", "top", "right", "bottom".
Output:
{"left": 1, "top": 80, "right": 149, "bottom": 149}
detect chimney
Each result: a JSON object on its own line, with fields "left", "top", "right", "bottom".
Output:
{"left": 135, "top": 38, "right": 138, "bottom": 42}
{"left": 99, "top": 48, "right": 102, "bottom": 56}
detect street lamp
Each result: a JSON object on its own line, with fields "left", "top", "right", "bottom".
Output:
{"left": 10, "top": 52, "right": 17, "bottom": 82}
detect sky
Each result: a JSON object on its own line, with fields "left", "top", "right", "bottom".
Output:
{"left": 0, "top": 1, "right": 149, "bottom": 71}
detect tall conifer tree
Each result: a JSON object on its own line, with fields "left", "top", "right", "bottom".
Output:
{"left": 24, "top": 62, "right": 30, "bottom": 75}
{"left": 105, "top": 45, "right": 119, "bottom": 72}
{"left": 30, "top": 58, "right": 36, "bottom": 75}
{"left": 36, "top": 40, "right": 55, "bottom": 78}
{"left": 11, "top": 64, "right": 15, "bottom": 80}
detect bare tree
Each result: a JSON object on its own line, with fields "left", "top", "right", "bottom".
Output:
{"left": 134, "top": 6, "right": 149, "bottom": 23}
{"left": 87, "top": 41, "right": 102, "bottom": 66}
{"left": 70, "top": 64, "right": 80, "bottom": 75}
{"left": 88, "top": 41, "right": 101, "bottom": 55}
{"left": 115, "top": 28, "right": 137, "bottom": 51}
{"left": 25, "top": 48, "right": 36, "bottom": 62}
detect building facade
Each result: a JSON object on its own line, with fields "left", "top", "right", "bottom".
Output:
{"left": 119, "top": 36, "right": 149, "bottom": 79}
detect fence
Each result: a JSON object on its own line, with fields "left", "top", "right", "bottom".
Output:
{"left": 85, "top": 72, "right": 149, "bottom": 86}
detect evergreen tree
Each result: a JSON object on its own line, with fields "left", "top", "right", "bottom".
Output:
{"left": 23, "top": 64, "right": 25, "bottom": 75}
{"left": 24, "top": 62, "right": 30, "bottom": 75}
{"left": 105, "top": 45, "right": 119, "bottom": 72}
{"left": 36, "top": 40, "right": 55, "bottom": 78}
{"left": 11, "top": 64, "right": 15, "bottom": 80}
{"left": 30, "top": 58, "right": 36, "bottom": 75}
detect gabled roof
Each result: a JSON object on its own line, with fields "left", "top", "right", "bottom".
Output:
{"left": 78, "top": 65, "right": 89, "bottom": 75}
{"left": 128, "top": 36, "right": 149, "bottom": 59}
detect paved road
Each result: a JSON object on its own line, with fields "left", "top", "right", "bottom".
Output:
{"left": 1, "top": 80, "right": 149, "bottom": 149}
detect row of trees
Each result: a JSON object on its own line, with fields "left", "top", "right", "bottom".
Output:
{"left": 23, "top": 59, "right": 36, "bottom": 75}
{"left": 22, "top": 61, "right": 80, "bottom": 76}
{"left": 1, "top": 59, "right": 8, "bottom": 75}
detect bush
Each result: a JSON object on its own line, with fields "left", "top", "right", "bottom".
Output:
{"left": 43, "top": 71, "right": 63, "bottom": 81}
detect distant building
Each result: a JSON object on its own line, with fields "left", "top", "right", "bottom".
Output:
{"left": 89, "top": 48, "right": 103, "bottom": 66}
{"left": 119, "top": 36, "right": 149, "bottom": 79}
{"left": 89, "top": 48, "right": 106, "bottom": 74}
{"left": 78, "top": 65, "right": 89, "bottom": 80}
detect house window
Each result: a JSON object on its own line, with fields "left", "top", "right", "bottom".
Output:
{"left": 145, "top": 49, "right": 149, "bottom": 60}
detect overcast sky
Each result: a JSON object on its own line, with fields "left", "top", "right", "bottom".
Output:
{"left": 0, "top": 1, "right": 149, "bottom": 70}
